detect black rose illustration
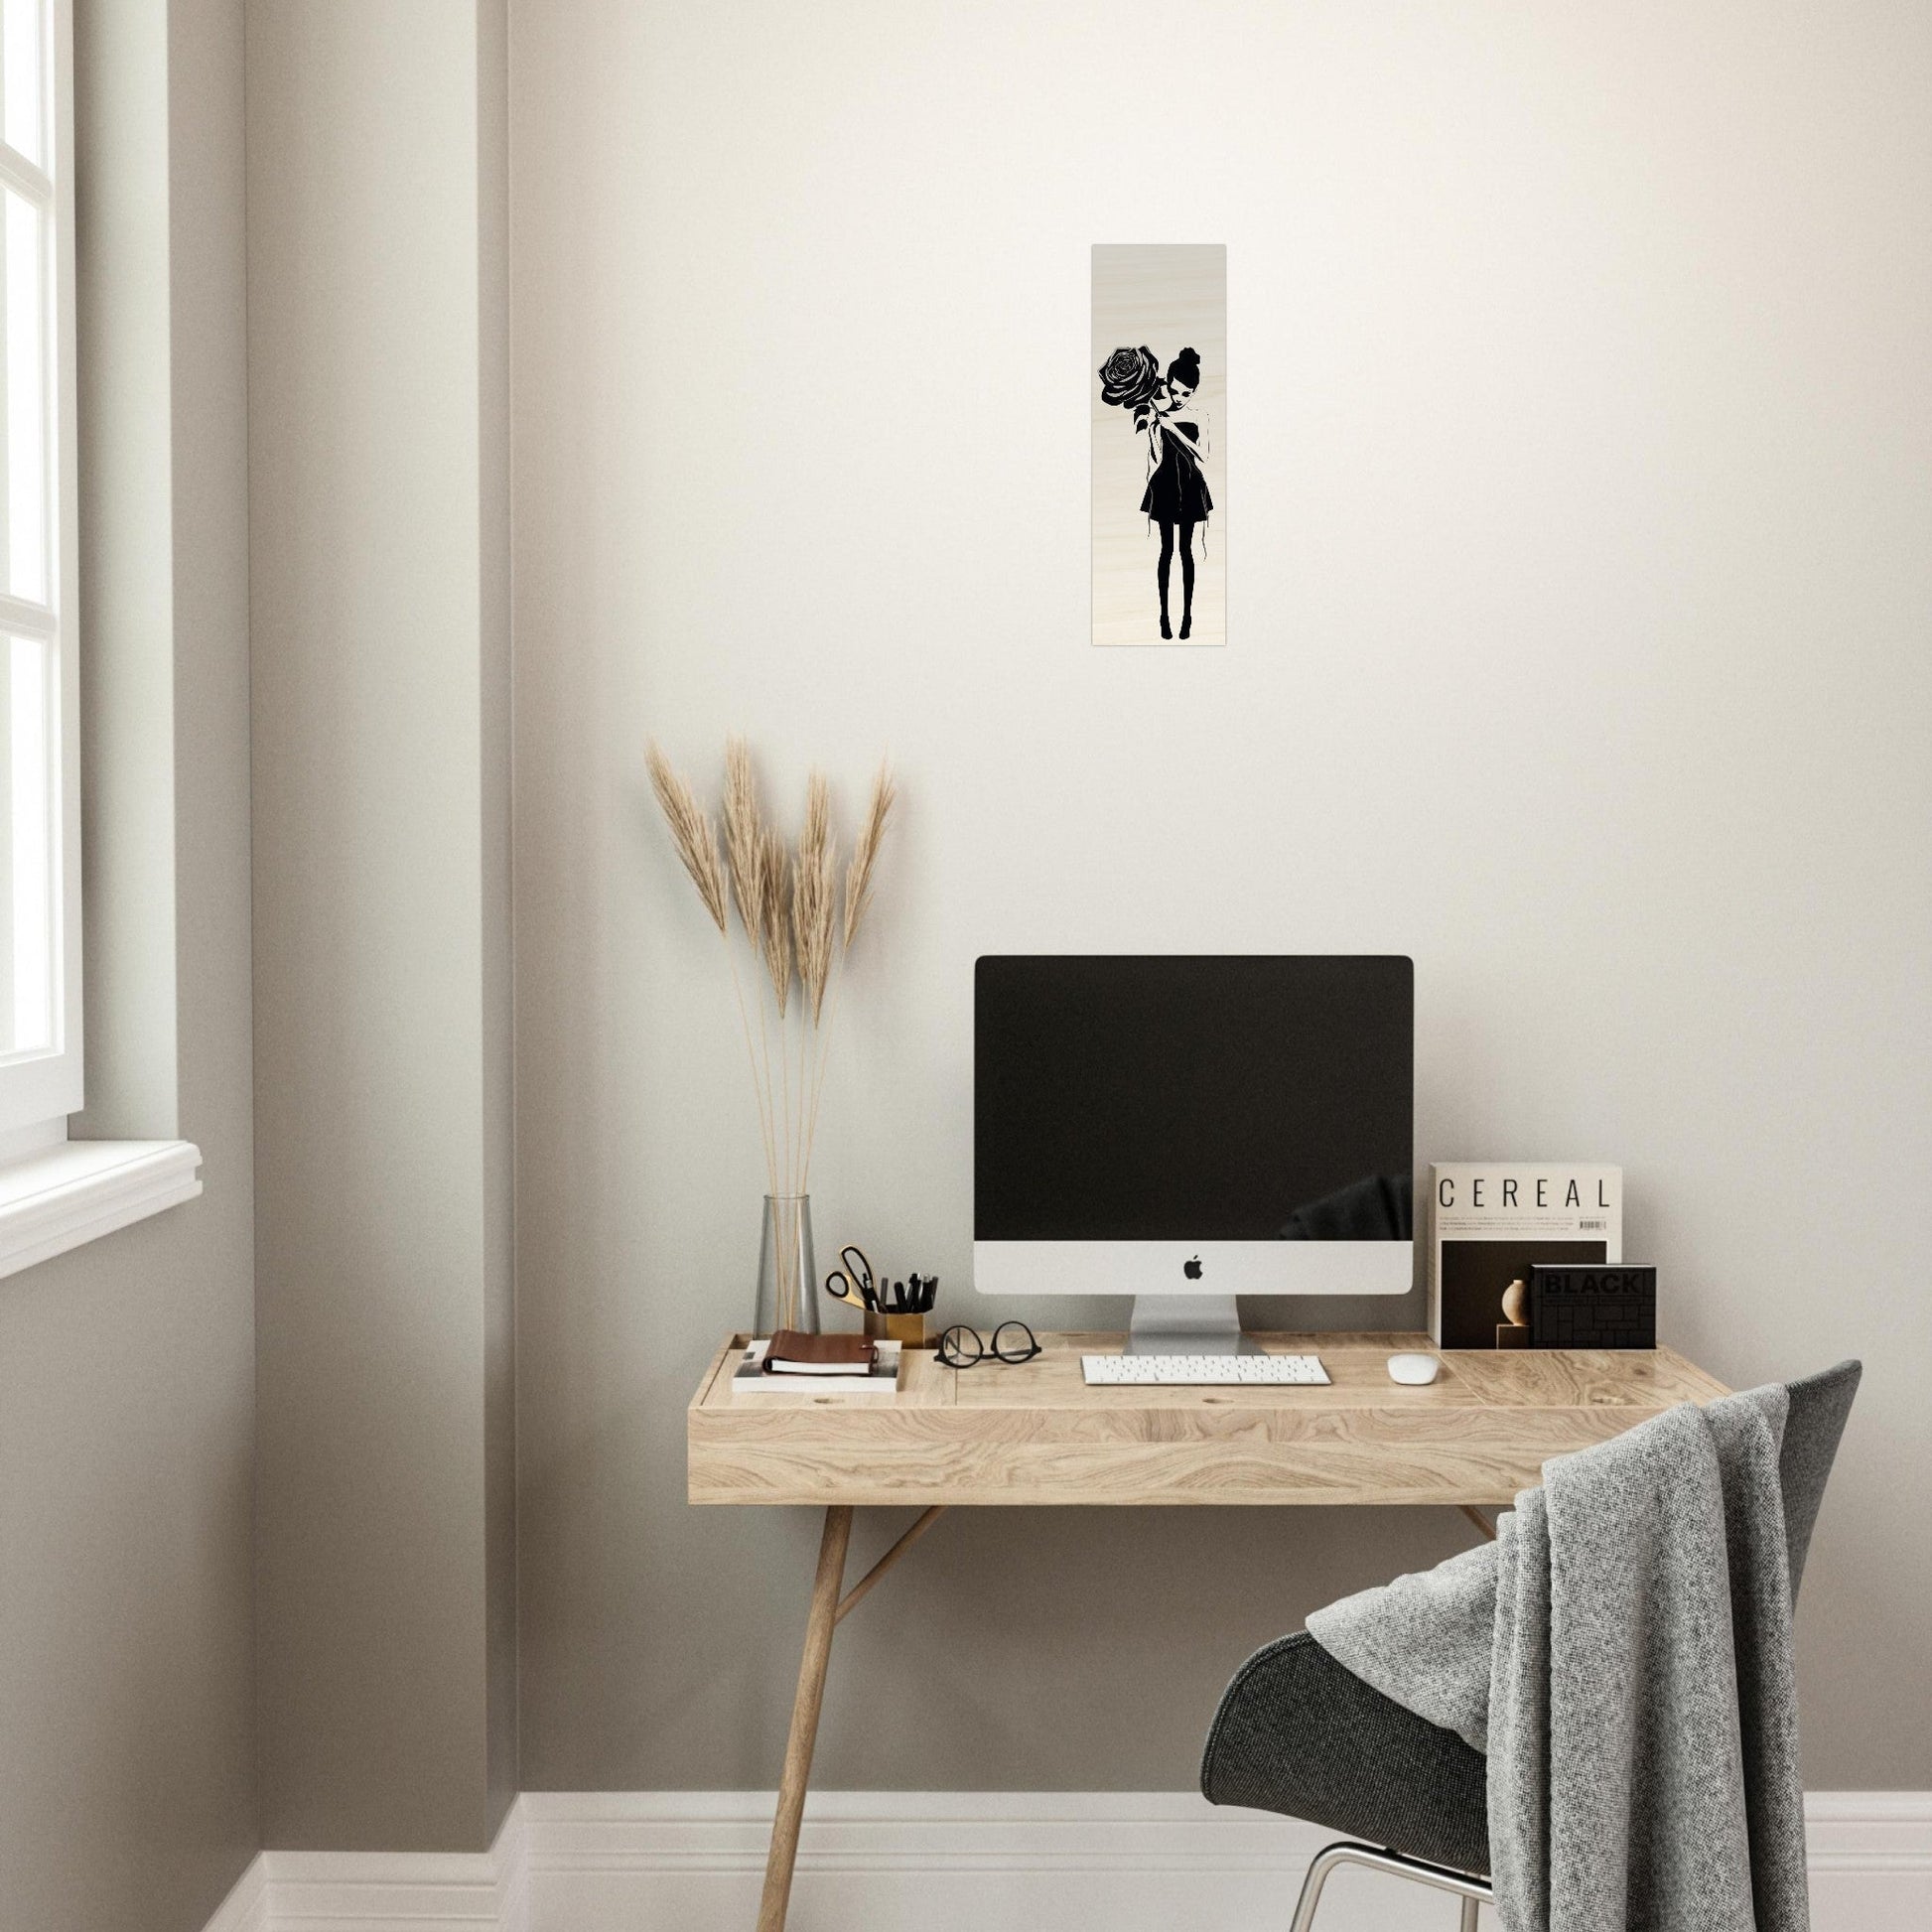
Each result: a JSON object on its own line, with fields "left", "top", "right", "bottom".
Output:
{"left": 1098, "top": 345, "right": 1160, "bottom": 411}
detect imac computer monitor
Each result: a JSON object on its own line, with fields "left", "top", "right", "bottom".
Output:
{"left": 973, "top": 955, "right": 1414, "bottom": 1350}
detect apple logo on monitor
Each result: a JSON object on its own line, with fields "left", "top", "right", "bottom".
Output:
{"left": 1183, "top": 1255, "right": 1202, "bottom": 1280}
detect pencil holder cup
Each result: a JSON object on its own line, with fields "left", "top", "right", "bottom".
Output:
{"left": 866, "top": 1309, "right": 927, "bottom": 1348}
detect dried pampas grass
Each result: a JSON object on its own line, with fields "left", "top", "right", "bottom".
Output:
{"left": 843, "top": 760, "right": 897, "bottom": 948}
{"left": 644, "top": 743, "right": 727, "bottom": 935}
{"left": 645, "top": 738, "right": 897, "bottom": 1203}
{"left": 758, "top": 826, "right": 793, "bottom": 1018}
{"left": 722, "top": 737, "right": 765, "bottom": 940}
{"left": 792, "top": 774, "right": 837, "bottom": 1025}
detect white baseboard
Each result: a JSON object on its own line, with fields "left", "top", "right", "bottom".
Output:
{"left": 203, "top": 1790, "right": 1932, "bottom": 1932}
{"left": 523, "top": 1792, "right": 1458, "bottom": 1931}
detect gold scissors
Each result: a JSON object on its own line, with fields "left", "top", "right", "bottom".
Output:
{"left": 824, "top": 1244, "right": 879, "bottom": 1313}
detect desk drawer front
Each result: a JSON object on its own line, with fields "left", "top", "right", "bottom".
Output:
{"left": 687, "top": 1402, "right": 1673, "bottom": 1507}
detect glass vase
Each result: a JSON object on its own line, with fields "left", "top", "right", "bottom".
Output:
{"left": 754, "top": 1193, "right": 818, "bottom": 1338}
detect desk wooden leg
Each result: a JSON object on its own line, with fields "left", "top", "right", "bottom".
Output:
{"left": 758, "top": 1504, "right": 853, "bottom": 1932}
{"left": 837, "top": 1505, "right": 945, "bottom": 1624}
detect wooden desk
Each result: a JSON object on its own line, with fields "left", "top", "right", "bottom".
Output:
{"left": 687, "top": 1330, "right": 1728, "bottom": 1930}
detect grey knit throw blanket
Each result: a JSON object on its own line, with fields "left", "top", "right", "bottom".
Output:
{"left": 1307, "top": 1387, "right": 1809, "bottom": 1932}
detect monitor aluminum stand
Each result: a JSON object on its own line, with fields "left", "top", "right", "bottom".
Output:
{"left": 1126, "top": 1294, "right": 1259, "bottom": 1356}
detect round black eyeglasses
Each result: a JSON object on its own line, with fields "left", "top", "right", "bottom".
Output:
{"left": 936, "top": 1321, "right": 1040, "bottom": 1368}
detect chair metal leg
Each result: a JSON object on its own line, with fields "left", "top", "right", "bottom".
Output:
{"left": 1286, "top": 1843, "right": 1350, "bottom": 1932}
{"left": 1288, "top": 1841, "right": 1493, "bottom": 1932}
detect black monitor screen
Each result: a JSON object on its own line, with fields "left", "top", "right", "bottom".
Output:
{"left": 974, "top": 955, "right": 1414, "bottom": 1241}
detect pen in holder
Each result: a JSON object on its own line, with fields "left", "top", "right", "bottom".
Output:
{"left": 824, "top": 1249, "right": 938, "bottom": 1347}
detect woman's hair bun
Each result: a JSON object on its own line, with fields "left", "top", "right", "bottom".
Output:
{"left": 1168, "top": 345, "right": 1201, "bottom": 385}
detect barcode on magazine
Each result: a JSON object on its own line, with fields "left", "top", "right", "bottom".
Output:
{"left": 1580, "top": 1218, "right": 1608, "bottom": 1231}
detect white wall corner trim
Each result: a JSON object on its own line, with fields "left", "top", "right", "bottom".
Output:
{"left": 266, "top": 1834, "right": 524, "bottom": 1931}
{"left": 0, "top": 1138, "right": 202, "bottom": 1281}
{"left": 201, "top": 1853, "right": 268, "bottom": 1932}
{"left": 200, "top": 1790, "right": 1932, "bottom": 1932}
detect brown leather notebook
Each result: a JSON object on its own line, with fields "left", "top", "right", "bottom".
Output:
{"left": 764, "top": 1330, "right": 877, "bottom": 1375}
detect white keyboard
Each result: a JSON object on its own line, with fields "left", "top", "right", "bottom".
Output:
{"left": 1081, "top": 1352, "right": 1329, "bottom": 1387}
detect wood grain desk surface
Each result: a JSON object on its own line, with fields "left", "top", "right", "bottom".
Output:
{"left": 687, "top": 1331, "right": 1729, "bottom": 1509}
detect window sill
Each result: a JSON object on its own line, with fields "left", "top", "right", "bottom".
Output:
{"left": 0, "top": 1140, "right": 203, "bottom": 1282}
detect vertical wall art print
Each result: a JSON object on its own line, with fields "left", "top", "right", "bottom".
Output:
{"left": 1091, "top": 243, "right": 1226, "bottom": 648}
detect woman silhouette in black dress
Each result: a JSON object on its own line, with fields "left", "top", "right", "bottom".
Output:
{"left": 1141, "top": 347, "right": 1211, "bottom": 638}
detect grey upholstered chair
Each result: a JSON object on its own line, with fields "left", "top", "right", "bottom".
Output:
{"left": 1200, "top": 1361, "right": 1862, "bottom": 1930}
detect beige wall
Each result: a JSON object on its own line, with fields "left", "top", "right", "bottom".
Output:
{"left": 248, "top": 0, "right": 515, "bottom": 1853}
{"left": 511, "top": 0, "right": 1932, "bottom": 1794}
{"left": 0, "top": 0, "right": 259, "bottom": 1927}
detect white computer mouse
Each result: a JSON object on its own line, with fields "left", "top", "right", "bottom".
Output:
{"left": 1387, "top": 1352, "right": 1442, "bottom": 1386}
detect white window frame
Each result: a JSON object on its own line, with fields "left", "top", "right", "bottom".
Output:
{"left": 0, "top": 0, "right": 201, "bottom": 1277}
{"left": 0, "top": 0, "right": 79, "bottom": 1144}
